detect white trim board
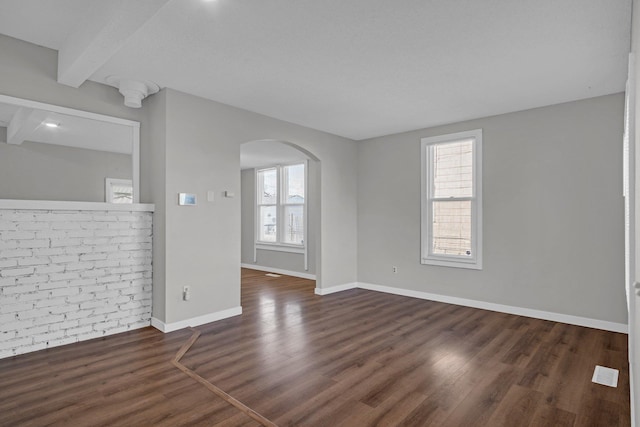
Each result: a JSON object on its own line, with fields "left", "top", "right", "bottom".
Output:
{"left": 314, "top": 281, "right": 627, "bottom": 334}
{"left": 241, "top": 263, "right": 316, "bottom": 280}
{"left": 151, "top": 306, "right": 242, "bottom": 333}
{"left": 0, "top": 199, "right": 154, "bottom": 212}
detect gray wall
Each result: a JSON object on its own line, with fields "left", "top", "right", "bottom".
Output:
{"left": 146, "top": 88, "right": 357, "bottom": 324}
{"left": 0, "top": 139, "right": 131, "bottom": 202}
{"left": 358, "top": 93, "right": 626, "bottom": 324}
{"left": 241, "top": 165, "right": 318, "bottom": 275}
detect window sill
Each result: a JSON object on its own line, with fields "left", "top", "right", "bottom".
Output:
{"left": 256, "top": 243, "right": 305, "bottom": 254}
{"left": 421, "top": 257, "right": 482, "bottom": 270}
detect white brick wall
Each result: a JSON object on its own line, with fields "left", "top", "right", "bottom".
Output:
{"left": 0, "top": 207, "right": 153, "bottom": 359}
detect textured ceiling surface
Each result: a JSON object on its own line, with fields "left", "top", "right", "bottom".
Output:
{"left": 0, "top": 0, "right": 632, "bottom": 140}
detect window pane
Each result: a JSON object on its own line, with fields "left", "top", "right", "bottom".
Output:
{"left": 258, "top": 205, "right": 277, "bottom": 242}
{"left": 258, "top": 168, "right": 277, "bottom": 205}
{"left": 432, "top": 200, "right": 471, "bottom": 256}
{"left": 282, "top": 205, "right": 304, "bottom": 245}
{"left": 432, "top": 139, "right": 473, "bottom": 198}
{"left": 283, "top": 164, "right": 305, "bottom": 204}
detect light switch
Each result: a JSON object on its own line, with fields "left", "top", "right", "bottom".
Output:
{"left": 225, "top": 191, "right": 235, "bottom": 198}
{"left": 207, "top": 191, "right": 215, "bottom": 202}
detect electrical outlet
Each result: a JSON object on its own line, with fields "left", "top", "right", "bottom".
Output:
{"left": 392, "top": 266, "right": 398, "bottom": 273}
{"left": 183, "top": 286, "right": 191, "bottom": 301}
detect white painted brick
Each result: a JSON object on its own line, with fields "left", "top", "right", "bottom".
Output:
{"left": 17, "top": 275, "right": 49, "bottom": 285}
{"left": 0, "top": 258, "right": 17, "bottom": 268}
{"left": 1, "top": 301, "right": 34, "bottom": 314}
{"left": 110, "top": 267, "right": 134, "bottom": 274}
{"left": 46, "top": 213, "right": 93, "bottom": 222}
{"left": 50, "top": 255, "right": 79, "bottom": 264}
{"left": 1, "top": 267, "right": 35, "bottom": 277}
{"left": 50, "top": 287, "right": 79, "bottom": 297}
{"left": 50, "top": 238, "right": 82, "bottom": 248}
{"left": 0, "top": 249, "right": 32, "bottom": 258}
{"left": 92, "top": 305, "right": 119, "bottom": 315}
{"left": 64, "top": 309, "right": 95, "bottom": 320}
{"left": 80, "top": 253, "right": 108, "bottom": 262}
{"left": 15, "top": 308, "right": 49, "bottom": 320}
{"left": 18, "top": 291, "right": 51, "bottom": 302}
{"left": 32, "top": 247, "right": 65, "bottom": 256}
{"left": 30, "top": 313, "right": 65, "bottom": 325}
{"left": 65, "top": 262, "right": 95, "bottom": 271}
{"left": 97, "top": 275, "right": 122, "bottom": 284}
{"left": 46, "top": 336, "right": 78, "bottom": 347}
{"left": 94, "top": 259, "right": 120, "bottom": 269}
{"left": 3, "top": 284, "right": 37, "bottom": 295}
{"left": 18, "top": 325, "right": 49, "bottom": 337}
{"left": 94, "top": 320, "right": 120, "bottom": 331}
{"left": 94, "top": 229, "right": 120, "bottom": 237}
{"left": 0, "top": 312, "right": 17, "bottom": 323}
{"left": 38, "top": 280, "right": 73, "bottom": 290}
{"left": 124, "top": 320, "right": 150, "bottom": 330}
{"left": 107, "top": 310, "right": 133, "bottom": 320}
{"left": 0, "top": 337, "right": 32, "bottom": 351}
{"left": 130, "top": 307, "right": 151, "bottom": 316}
{"left": 108, "top": 222, "right": 130, "bottom": 230}
{"left": 35, "top": 298, "right": 67, "bottom": 308}
{"left": 1, "top": 231, "right": 35, "bottom": 240}
{"left": 121, "top": 286, "right": 145, "bottom": 296}
{"left": 18, "top": 239, "right": 49, "bottom": 249}
{"left": 36, "top": 230, "right": 68, "bottom": 239}
{"left": 77, "top": 331, "right": 105, "bottom": 341}
{"left": 80, "top": 300, "right": 107, "bottom": 310}
{"left": 0, "top": 330, "right": 17, "bottom": 342}
{"left": 81, "top": 284, "right": 107, "bottom": 294}
{"left": 0, "top": 240, "right": 18, "bottom": 250}
{"left": 107, "top": 252, "right": 130, "bottom": 260}
{"left": 66, "top": 325, "right": 93, "bottom": 336}
{"left": 78, "top": 315, "right": 107, "bottom": 326}
{"left": 119, "top": 301, "right": 142, "bottom": 311}
{"left": 92, "top": 214, "right": 119, "bottom": 222}
{"left": 1, "top": 319, "right": 33, "bottom": 333}
{"left": 0, "top": 212, "right": 34, "bottom": 221}
{"left": 65, "top": 230, "right": 94, "bottom": 238}
{"left": 50, "top": 272, "right": 79, "bottom": 282}
{"left": 18, "top": 257, "right": 50, "bottom": 266}
{"left": 81, "top": 269, "right": 106, "bottom": 278}
{"left": 0, "top": 221, "right": 16, "bottom": 231}
{"left": 93, "top": 289, "right": 120, "bottom": 300}
{"left": 65, "top": 293, "right": 94, "bottom": 304}
{"left": 49, "top": 319, "right": 79, "bottom": 331}
{"left": 104, "top": 325, "right": 129, "bottom": 335}
{"left": 49, "top": 304, "right": 80, "bottom": 315}
{"left": 33, "top": 330, "right": 66, "bottom": 343}
{"left": 20, "top": 342, "right": 48, "bottom": 353}
{"left": 90, "top": 245, "right": 118, "bottom": 253}
{"left": 82, "top": 238, "right": 109, "bottom": 246}
{"left": 79, "top": 222, "right": 102, "bottom": 230}
{"left": 51, "top": 222, "right": 81, "bottom": 230}
{"left": 65, "top": 245, "right": 94, "bottom": 254}
{"left": 68, "top": 278, "right": 96, "bottom": 287}
{"left": 17, "top": 222, "right": 50, "bottom": 231}
{"left": 121, "top": 272, "right": 143, "bottom": 281}
{"left": 108, "top": 296, "right": 133, "bottom": 306}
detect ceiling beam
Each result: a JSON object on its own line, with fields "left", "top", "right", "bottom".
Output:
{"left": 7, "top": 108, "right": 49, "bottom": 145}
{"left": 57, "top": 0, "right": 171, "bottom": 88}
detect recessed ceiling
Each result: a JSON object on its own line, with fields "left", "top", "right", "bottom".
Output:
{"left": 0, "top": 0, "right": 632, "bottom": 140}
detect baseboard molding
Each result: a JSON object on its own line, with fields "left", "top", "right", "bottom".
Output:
{"left": 314, "top": 282, "right": 358, "bottom": 295}
{"left": 151, "top": 306, "right": 243, "bottom": 333}
{"left": 346, "top": 282, "right": 627, "bottom": 334}
{"left": 241, "top": 263, "right": 316, "bottom": 280}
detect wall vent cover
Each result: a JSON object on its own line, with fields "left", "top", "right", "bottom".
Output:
{"left": 592, "top": 365, "right": 619, "bottom": 387}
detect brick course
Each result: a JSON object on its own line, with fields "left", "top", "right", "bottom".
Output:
{"left": 0, "top": 208, "right": 152, "bottom": 358}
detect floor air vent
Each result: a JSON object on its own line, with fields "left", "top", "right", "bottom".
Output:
{"left": 592, "top": 365, "right": 619, "bottom": 388}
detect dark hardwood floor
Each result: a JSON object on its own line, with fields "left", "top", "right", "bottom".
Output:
{"left": 0, "top": 268, "right": 631, "bottom": 426}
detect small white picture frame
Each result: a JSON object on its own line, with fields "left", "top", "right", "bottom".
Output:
{"left": 106, "top": 178, "right": 133, "bottom": 204}
{"left": 178, "top": 193, "right": 197, "bottom": 206}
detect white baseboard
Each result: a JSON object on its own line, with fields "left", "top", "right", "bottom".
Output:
{"left": 314, "top": 282, "right": 358, "bottom": 295}
{"left": 151, "top": 306, "right": 243, "bottom": 333}
{"left": 241, "top": 263, "right": 316, "bottom": 280}
{"left": 318, "top": 281, "right": 627, "bottom": 334}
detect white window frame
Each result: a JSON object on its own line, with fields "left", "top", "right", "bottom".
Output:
{"left": 421, "top": 129, "right": 483, "bottom": 270}
{"left": 255, "top": 162, "right": 307, "bottom": 253}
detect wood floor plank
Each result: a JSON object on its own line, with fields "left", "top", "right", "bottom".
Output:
{"left": 0, "top": 268, "right": 631, "bottom": 426}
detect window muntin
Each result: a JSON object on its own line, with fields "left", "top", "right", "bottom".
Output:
{"left": 421, "top": 130, "right": 482, "bottom": 269}
{"left": 256, "top": 163, "right": 306, "bottom": 247}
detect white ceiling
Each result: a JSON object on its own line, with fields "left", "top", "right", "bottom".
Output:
{"left": 0, "top": 0, "right": 632, "bottom": 140}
